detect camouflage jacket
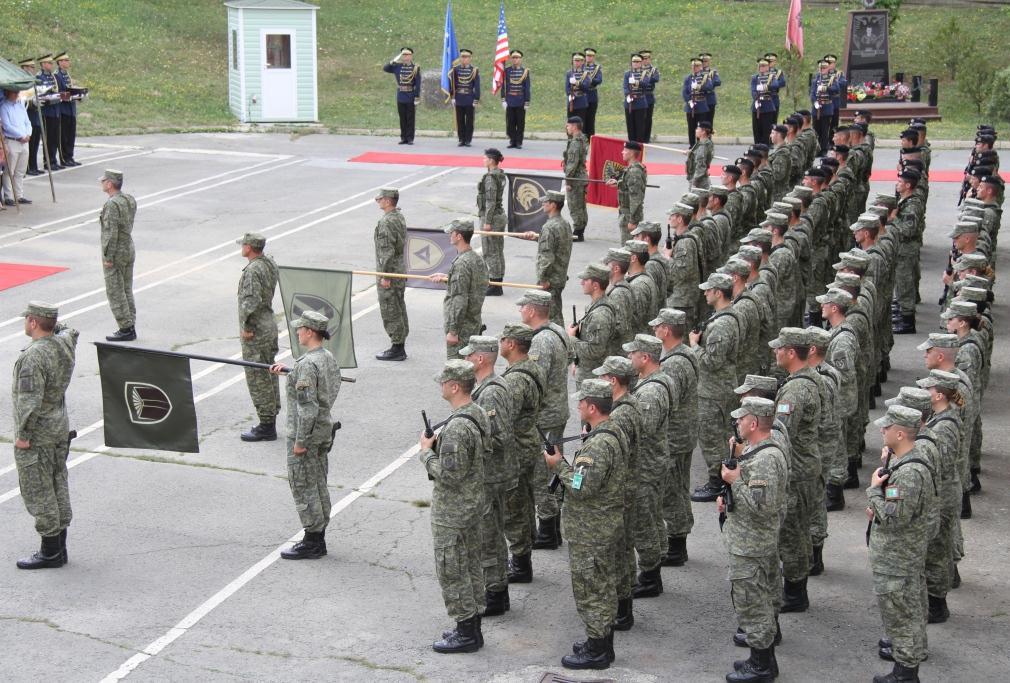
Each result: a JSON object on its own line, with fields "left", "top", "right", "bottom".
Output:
{"left": 813, "top": 361, "right": 843, "bottom": 473}
{"left": 563, "top": 132, "right": 588, "bottom": 180}
{"left": 536, "top": 214, "right": 573, "bottom": 290}
{"left": 12, "top": 324, "right": 78, "bottom": 444}
{"left": 530, "top": 323, "right": 573, "bottom": 427}
{"left": 668, "top": 232, "right": 702, "bottom": 308}
{"left": 925, "top": 407, "right": 961, "bottom": 486}
{"left": 826, "top": 321, "right": 860, "bottom": 417}
{"left": 478, "top": 168, "right": 507, "bottom": 226}
{"left": 626, "top": 271, "right": 659, "bottom": 333}
{"left": 631, "top": 368, "right": 673, "bottom": 475}
{"left": 660, "top": 343, "right": 698, "bottom": 454}
{"left": 867, "top": 444, "right": 934, "bottom": 576}
{"left": 502, "top": 358, "right": 545, "bottom": 457}
{"left": 645, "top": 251, "right": 670, "bottom": 301}
{"left": 472, "top": 373, "right": 516, "bottom": 485}
{"left": 237, "top": 254, "right": 279, "bottom": 339}
{"left": 100, "top": 192, "right": 137, "bottom": 264}
{"left": 775, "top": 367, "right": 822, "bottom": 482}
{"left": 420, "top": 401, "right": 489, "bottom": 528}
{"left": 609, "top": 392, "right": 642, "bottom": 478}
{"left": 617, "top": 161, "right": 647, "bottom": 221}
{"left": 285, "top": 346, "right": 341, "bottom": 448}
{"left": 686, "top": 138, "right": 713, "bottom": 184}
{"left": 374, "top": 207, "right": 407, "bottom": 282}
{"left": 443, "top": 249, "right": 488, "bottom": 335}
{"left": 574, "top": 297, "right": 619, "bottom": 372}
{"left": 694, "top": 308, "right": 739, "bottom": 400}
{"left": 724, "top": 438, "right": 789, "bottom": 557}
{"left": 606, "top": 280, "right": 637, "bottom": 349}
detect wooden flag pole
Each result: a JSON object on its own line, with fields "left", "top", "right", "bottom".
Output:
{"left": 352, "top": 270, "right": 544, "bottom": 289}
{"left": 490, "top": 280, "right": 545, "bottom": 289}
{"left": 643, "top": 141, "right": 731, "bottom": 162}
{"left": 476, "top": 230, "right": 535, "bottom": 238}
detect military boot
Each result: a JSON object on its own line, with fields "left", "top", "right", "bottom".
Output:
{"left": 280, "top": 531, "right": 325, "bottom": 560}
{"left": 951, "top": 564, "right": 961, "bottom": 589}
{"left": 106, "top": 326, "right": 137, "bottom": 342}
{"left": 843, "top": 461, "right": 860, "bottom": 489}
{"left": 734, "top": 620, "right": 780, "bottom": 648}
{"left": 892, "top": 313, "right": 916, "bottom": 335}
{"left": 613, "top": 597, "right": 634, "bottom": 631}
{"left": 60, "top": 528, "right": 68, "bottom": 563}
{"left": 825, "top": 483, "right": 845, "bottom": 511}
{"left": 483, "top": 587, "right": 510, "bottom": 617}
{"left": 809, "top": 545, "right": 824, "bottom": 577}
{"left": 780, "top": 577, "right": 809, "bottom": 613}
{"left": 561, "top": 636, "right": 610, "bottom": 670}
{"left": 631, "top": 566, "right": 663, "bottom": 598}
{"left": 506, "top": 552, "right": 532, "bottom": 583}
{"left": 927, "top": 594, "right": 949, "bottom": 623}
{"left": 375, "top": 343, "right": 407, "bottom": 361}
{"left": 432, "top": 615, "right": 480, "bottom": 654}
{"left": 554, "top": 515, "right": 563, "bottom": 544}
{"left": 485, "top": 285, "right": 504, "bottom": 297}
{"left": 16, "top": 535, "right": 64, "bottom": 570}
{"left": 573, "top": 231, "right": 585, "bottom": 243}
{"left": 969, "top": 468, "right": 981, "bottom": 493}
{"left": 661, "top": 535, "right": 688, "bottom": 566}
{"left": 691, "top": 476, "right": 723, "bottom": 502}
{"left": 727, "top": 646, "right": 776, "bottom": 682}
{"left": 960, "top": 491, "right": 972, "bottom": 520}
{"left": 878, "top": 636, "right": 893, "bottom": 661}
{"left": 241, "top": 422, "right": 277, "bottom": 442}
{"left": 441, "top": 614, "right": 483, "bottom": 647}
{"left": 873, "top": 662, "right": 920, "bottom": 683}
{"left": 532, "top": 516, "right": 559, "bottom": 550}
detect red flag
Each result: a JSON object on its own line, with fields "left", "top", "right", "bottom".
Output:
{"left": 786, "top": 0, "right": 804, "bottom": 57}
{"left": 587, "top": 136, "right": 646, "bottom": 207}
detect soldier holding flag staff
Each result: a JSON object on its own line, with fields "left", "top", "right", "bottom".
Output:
{"left": 501, "top": 50, "right": 530, "bottom": 149}
{"left": 449, "top": 49, "right": 480, "bottom": 147}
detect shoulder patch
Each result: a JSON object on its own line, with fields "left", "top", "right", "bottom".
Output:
{"left": 776, "top": 402, "right": 792, "bottom": 415}
{"left": 529, "top": 353, "right": 540, "bottom": 361}
{"left": 885, "top": 486, "right": 902, "bottom": 500}
{"left": 749, "top": 479, "right": 768, "bottom": 487}
{"left": 573, "top": 455, "right": 594, "bottom": 467}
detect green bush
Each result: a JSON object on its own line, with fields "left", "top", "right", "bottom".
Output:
{"left": 986, "top": 66, "right": 1010, "bottom": 124}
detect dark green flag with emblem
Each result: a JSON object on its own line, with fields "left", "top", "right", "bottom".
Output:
{"left": 404, "top": 228, "right": 455, "bottom": 290}
{"left": 96, "top": 344, "right": 200, "bottom": 453}
{"left": 277, "top": 265, "right": 357, "bottom": 368}
{"left": 506, "top": 173, "right": 564, "bottom": 233}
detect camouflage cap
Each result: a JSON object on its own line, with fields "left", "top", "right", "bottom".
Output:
{"left": 577, "top": 262, "right": 611, "bottom": 281}
{"left": 885, "top": 386, "right": 932, "bottom": 414}
{"left": 736, "top": 245, "right": 763, "bottom": 263}
{"left": 622, "top": 333, "right": 663, "bottom": 357}
{"left": 434, "top": 359, "right": 476, "bottom": 385}
{"left": 544, "top": 190, "right": 566, "bottom": 205}
{"left": 873, "top": 193, "right": 898, "bottom": 209}
{"left": 604, "top": 247, "right": 632, "bottom": 265}
{"left": 699, "top": 271, "right": 734, "bottom": 291}
{"left": 940, "top": 300, "right": 978, "bottom": 320}
{"left": 723, "top": 258, "right": 751, "bottom": 277}
{"left": 648, "top": 307, "right": 687, "bottom": 328}
{"left": 864, "top": 206, "right": 889, "bottom": 220}
{"left": 743, "top": 227, "right": 775, "bottom": 244}
{"left": 459, "top": 335, "right": 499, "bottom": 356}
{"left": 630, "top": 221, "right": 662, "bottom": 236}
{"left": 236, "top": 232, "right": 267, "bottom": 249}
{"left": 832, "top": 272, "right": 863, "bottom": 288}
{"left": 500, "top": 322, "right": 535, "bottom": 342}
{"left": 709, "top": 185, "right": 730, "bottom": 198}
{"left": 948, "top": 221, "right": 980, "bottom": 239}
{"left": 22, "top": 300, "right": 58, "bottom": 319}
{"left": 915, "top": 333, "right": 959, "bottom": 351}
{"left": 592, "top": 355, "right": 636, "bottom": 378}
{"left": 291, "top": 310, "right": 330, "bottom": 336}
{"left": 666, "top": 202, "right": 695, "bottom": 218}
{"left": 692, "top": 187, "right": 711, "bottom": 202}
{"left": 952, "top": 252, "right": 988, "bottom": 272}
{"left": 759, "top": 213, "right": 787, "bottom": 229}
{"left": 624, "top": 239, "right": 650, "bottom": 255}
{"left": 815, "top": 287, "right": 853, "bottom": 308}
{"left": 956, "top": 286, "right": 989, "bottom": 303}
{"left": 806, "top": 325, "right": 832, "bottom": 348}
{"left": 680, "top": 192, "right": 701, "bottom": 209}
{"left": 916, "top": 369, "right": 960, "bottom": 392}
{"left": 768, "top": 326, "right": 810, "bottom": 349}
{"left": 777, "top": 197, "right": 802, "bottom": 211}
{"left": 731, "top": 396, "right": 776, "bottom": 419}
{"left": 444, "top": 217, "right": 476, "bottom": 234}
{"left": 99, "top": 169, "right": 123, "bottom": 183}
{"left": 375, "top": 187, "right": 399, "bottom": 200}
{"left": 850, "top": 216, "right": 879, "bottom": 232}
{"left": 515, "top": 289, "right": 552, "bottom": 308}
{"left": 953, "top": 275, "right": 991, "bottom": 292}
{"left": 874, "top": 404, "right": 922, "bottom": 430}
{"left": 834, "top": 249, "right": 870, "bottom": 270}
{"left": 734, "top": 374, "right": 779, "bottom": 395}
{"left": 790, "top": 185, "right": 814, "bottom": 199}
{"left": 574, "top": 378, "right": 615, "bottom": 401}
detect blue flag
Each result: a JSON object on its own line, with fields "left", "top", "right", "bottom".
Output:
{"left": 440, "top": 0, "right": 459, "bottom": 98}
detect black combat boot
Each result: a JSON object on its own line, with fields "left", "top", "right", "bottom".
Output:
{"left": 485, "top": 285, "right": 504, "bottom": 297}
{"left": 532, "top": 516, "right": 559, "bottom": 550}
{"left": 613, "top": 597, "right": 634, "bottom": 631}
{"left": 573, "top": 231, "right": 585, "bottom": 242}
{"left": 825, "top": 483, "right": 845, "bottom": 511}
{"left": 506, "top": 552, "right": 532, "bottom": 583}
{"left": 60, "top": 528, "right": 68, "bottom": 563}
{"left": 16, "top": 535, "right": 65, "bottom": 570}
{"left": 780, "top": 577, "right": 809, "bottom": 613}
{"left": 873, "top": 662, "right": 920, "bottom": 682}
{"left": 727, "top": 646, "right": 776, "bottom": 682}
{"left": 927, "top": 594, "right": 949, "bottom": 623}
{"left": 561, "top": 636, "right": 610, "bottom": 670}
{"left": 280, "top": 531, "right": 325, "bottom": 560}
{"left": 106, "top": 326, "right": 137, "bottom": 342}
{"left": 661, "top": 535, "right": 688, "bottom": 566}
{"left": 809, "top": 545, "right": 824, "bottom": 577}
{"left": 483, "top": 587, "right": 510, "bottom": 617}
{"left": 432, "top": 615, "right": 480, "bottom": 654}
{"left": 951, "top": 564, "right": 961, "bottom": 589}
{"left": 441, "top": 614, "right": 483, "bottom": 647}
{"left": 960, "top": 491, "right": 972, "bottom": 519}
{"left": 734, "top": 620, "right": 781, "bottom": 648}
{"left": 969, "top": 468, "right": 981, "bottom": 493}
{"left": 872, "top": 382, "right": 882, "bottom": 397}
{"left": 631, "top": 566, "right": 663, "bottom": 598}
{"left": 878, "top": 636, "right": 893, "bottom": 661}
{"left": 843, "top": 461, "right": 860, "bottom": 489}
{"left": 555, "top": 515, "right": 563, "bottom": 544}
{"left": 691, "top": 476, "right": 723, "bottom": 502}
{"left": 892, "top": 313, "right": 916, "bottom": 335}
{"left": 241, "top": 422, "right": 277, "bottom": 442}
{"left": 375, "top": 343, "right": 407, "bottom": 361}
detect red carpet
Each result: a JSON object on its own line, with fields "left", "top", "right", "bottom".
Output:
{"left": 350, "top": 150, "right": 1002, "bottom": 184}
{"left": 0, "top": 263, "right": 67, "bottom": 292}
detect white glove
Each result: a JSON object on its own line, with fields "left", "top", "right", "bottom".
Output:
{"left": 501, "top": 100, "right": 507, "bottom": 110}
{"left": 523, "top": 103, "right": 529, "bottom": 110}
{"left": 451, "top": 98, "right": 456, "bottom": 106}
{"left": 414, "top": 98, "right": 420, "bottom": 106}
{"left": 756, "top": 84, "right": 765, "bottom": 92}
{"left": 692, "top": 82, "right": 700, "bottom": 91}
{"left": 569, "top": 77, "right": 577, "bottom": 84}
{"left": 626, "top": 95, "right": 633, "bottom": 104}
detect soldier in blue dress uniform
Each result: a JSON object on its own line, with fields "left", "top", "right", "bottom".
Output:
{"left": 54, "top": 52, "right": 80, "bottom": 167}
{"left": 383, "top": 47, "right": 421, "bottom": 145}
{"left": 449, "top": 49, "right": 480, "bottom": 147}
{"left": 810, "top": 60, "right": 840, "bottom": 155}
{"left": 19, "top": 58, "right": 42, "bottom": 176}
{"left": 623, "top": 54, "right": 648, "bottom": 144}
{"left": 699, "top": 52, "right": 721, "bottom": 128}
{"left": 566, "top": 52, "right": 589, "bottom": 131}
{"left": 584, "top": 48, "right": 602, "bottom": 140}
{"left": 751, "top": 58, "right": 779, "bottom": 145}
{"left": 35, "top": 54, "right": 61, "bottom": 171}
{"left": 682, "top": 58, "right": 714, "bottom": 147}
{"left": 824, "top": 54, "right": 846, "bottom": 137}
{"left": 501, "top": 50, "right": 530, "bottom": 149}
{"left": 764, "top": 53, "right": 787, "bottom": 123}
{"left": 640, "top": 50, "right": 659, "bottom": 143}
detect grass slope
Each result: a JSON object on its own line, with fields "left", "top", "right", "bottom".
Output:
{"left": 2, "top": 0, "right": 1008, "bottom": 139}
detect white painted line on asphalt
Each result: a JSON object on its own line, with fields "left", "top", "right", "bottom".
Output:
{"left": 77, "top": 143, "right": 144, "bottom": 150}
{"left": 21, "top": 151, "right": 152, "bottom": 185}
{"left": 152, "top": 147, "right": 292, "bottom": 159}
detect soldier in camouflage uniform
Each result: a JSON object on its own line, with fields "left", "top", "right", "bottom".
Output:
{"left": 99, "top": 169, "right": 139, "bottom": 341}
{"left": 478, "top": 148, "right": 507, "bottom": 295}
{"left": 418, "top": 360, "right": 490, "bottom": 654}
{"left": 891, "top": 168, "right": 925, "bottom": 334}
{"left": 604, "top": 247, "right": 637, "bottom": 347}
{"left": 432, "top": 218, "right": 489, "bottom": 359}
{"left": 499, "top": 323, "right": 545, "bottom": 584}
{"left": 373, "top": 188, "right": 409, "bottom": 361}
{"left": 13, "top": 301, "right": 78, "bottom": 570}
{"left": 461, "top": 336, "right": 515, "bottom": 617}
{"left": 625, "top": 240, "right": 660, "bottom": 331}
{"left": 664, "top": 202, "right": 703, "bottom": 330}
{"left": 569, "top": 263, "right": 619, "bottom": 385}
{"left": 522, "top": 190, "right": 572, "bottom": 325}
{"left": 520, "top": 289, "right": 573, "bottom": 549}
{"left": 631, "top": 221, "right": 671, "bottom": 302}
{"left": 652, "top": 308, "right": 698, "bottom": 566}
{"left": 564, "top": 116, "right": 589, "bottom": 241}
{"left": 820, "top": 288, "right": 861, "bottom": 491}
{"left": 269, "top": 311, "right": 341, "bottom": 560}
{"left": 867, "top": 406, "right": 934, "bottom": 683}
{"left": 237, "top": 232, "right": 281, "bottom": 442}
{"left": 607, "top": 140, "right": 647, "bottom": 244}
{"left": 720, "top": 397, "right": 788, "bottom": 683}
{"left": 547, "top": 378, "right": 627, "bottom": 670}
{"left": 686, "top": 120, "right": 714, "bottom": 189}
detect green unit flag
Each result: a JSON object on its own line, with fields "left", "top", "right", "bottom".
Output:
{"left": 277, "top": 265, "right": 358, "bottom": 368}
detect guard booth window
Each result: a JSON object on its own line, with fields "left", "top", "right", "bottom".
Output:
{"left": 266, "top": 34, "right": 291, "bottom": 69}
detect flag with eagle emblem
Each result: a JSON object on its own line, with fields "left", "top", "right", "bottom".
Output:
{"left": 587, "top": 135, "right": 645, "bottom": 207}
{"left": 506, "top": 173, "right": 564, "bottom": 233}
{"left": 277, "top": 266, "right": 358, "bottom": 368}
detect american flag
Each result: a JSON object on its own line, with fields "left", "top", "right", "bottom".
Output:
{"left": 492, "top": 1, "right": 509, "bottom": 94}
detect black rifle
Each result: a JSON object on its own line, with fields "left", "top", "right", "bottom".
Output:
{"left": 865, "top": 448, "right": 894, "bottom": 546}
{"left": 538, "top": 426, "right": 572, "bottom": 494}
{"left": 958, "top": 150, "right": 978, "bottom": 206}
{"left": 719, "top": 421, "right": 742, "bottom": 531}
{"left": 323, "top": 422, "right": 342, "bottom": 455}
{"left": 693, "top": 317, "right": 708, "bottom": 338}
{"left": 422, "top": 410, "right": 436, "bottom": 480}
{"left": 938, "top": 244, "right": 960, "bottom": 307}
{"left": 665, "top": 225, "right": 673, "bottom": 251}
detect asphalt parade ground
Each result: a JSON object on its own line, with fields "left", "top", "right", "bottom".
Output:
{"left": 0, "top": 132, "right": 1005, "bottom": 682}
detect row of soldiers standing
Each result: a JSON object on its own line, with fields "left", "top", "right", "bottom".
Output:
{"left": 15, "top": 53, "right": 82, "bottom": 174}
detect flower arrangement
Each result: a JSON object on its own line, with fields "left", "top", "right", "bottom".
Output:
{"left": 847, "top": 81, "right": 912, "bottom": 102}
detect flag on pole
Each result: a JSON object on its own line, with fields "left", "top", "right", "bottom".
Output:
{"left": 440, "top": 0, "right": 460, "bottom": 99}
{"left": 277, "top": 266, "right": 357, "bottom": 368}
{"left": 587, "top": 135, "right": 645, "bottom": 208}
{"left": 96, "top": 344, "right": 200, "bottom": 453}
{"left": 405, "top": 228, "right": 455, "bottom": 289}
{"left": 492, "top": 1, "right": 509, "bottom": 95}
{"left": 506, "top": 173, "right": 564, "bottom": 232}
{"left": 786, "top": 0, "right": 804, "bottom": 57}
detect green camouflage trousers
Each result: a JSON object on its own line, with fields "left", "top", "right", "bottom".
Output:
{"left": 779, "top": 478, "right": 818, "bottom": 581}
{"left": 504, "top": 451, "right": 537, "bottom": 556}
{"left": 433, "top": 521, "right": 485, "bottom": 621}
{"left": 15, "top": 441, "right": 72, "bottom": 537}
{"left": 698, "top": 395, "right": 733, "bottom": 480}
{"left": 567, "top": 540, "right": 618, "bottom": 639}
{"left": 690, "top": 175, "right": 711, "bottom": 190}
{"left": 533, "top": 423, "right": 565, "bottom": 520}
{"left": 617, "top": 494, "right": 636, "bottom": 599}
{"left": 633, "top": 477, "right": 665, "bottom": 572}
{"left": 287, "top": 442, "right": 330, "bottom": 533}
{"left": 104, "top": 260, "right": 136, "bottom": 328}
{"left": 241, "top": 339, "right": 279, "bottom": 422}
{"left": 483, "top": 235, "right": 505, "bottom": 281}
{"left": 618, "top": 212, "right": 634, "bottom": 245}
{"left": 730, "top": 552, "right": 780, "bottom": 649}
{"left": 566, "top": 182, "right": 588, "bottom": 234}
{"left": 893, "top": 241, "right": 920, "bottom": 315}
{"left": 874, "top": 571, "right": 928, "bottom": 667}
{"left": 480, "top": 480, "right": 511, "bottom": 592}
{"left": 925, "top": 481, "right": 960, "bottom": 598}
{"left": 810, "top": 474, "right": 829, "bottom": 546}
{"left": 969, "top": 413, "right": 983, "bottom": 471}
{"left": 662, "top": 449, "right": 695, "bottom": 538}
{"left": 548, "top": 287, "right": 565, "bottom": 327}
{"left": 377, "top": 283, "right": 409, "bottom": 345}
{"left": 446, "top": 324, "right": 482, "bottom": 360}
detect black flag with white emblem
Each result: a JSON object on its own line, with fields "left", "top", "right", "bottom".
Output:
{"left": 506, "top": 173, "right": 564, "bottom": 233}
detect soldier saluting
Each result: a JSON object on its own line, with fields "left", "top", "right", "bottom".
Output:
{"left": 382, "top": 48, "right": 421, "bottom": 145}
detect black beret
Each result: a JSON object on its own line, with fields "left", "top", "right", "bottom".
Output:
{"left": 819, "top": 156, "right": 839, "bottom": 169}
{"left": 900, "top": 129, "right": 919, "bottom": 140}
{"left": 722, "top": 164, "right": 742, "bottom": 176}
{"left": 970, "top": 165, "right": 994, "bottom": 178}
{"left": 901, "top": 158, "right": 924, "bottom": 170}
{"left": 736, "top": 157, "right": 755, "bottom": 171}
{"left": 772, "top": 124, "right": 788, "bottom": 135}
{"left": 484, "top": 147, "right": 504, "bottom": 161}
{"left": 785, "top": 115, "right": 803, "bottom": 126}
{"left": 510, "top": 49, "right": 523, "bottom": 57}
{"left": 909, "top": 117, "right": 926, "bottom": 125}
{"left": 976, "top": 135, "right": 995, "bottom": 145}
{"left": 804, "top": 167, "right": 827, "bottom": 179}
{"left": 624, "top": 141, "right": 643, "bottom": 151}
{"left": 850, "top": 122, "right": 868, "bottom": 133}
{"left": 909, "top": 122, "right": 927, "bottom": 131}
{"left": 797, "top": 109, "right": 811, "bottom": 117}
{"left": 898, "top": 168, "right": 921, "bottom": 182}
{"left": 698, "top": 120, "right": 713, "bottom": 131}
{"left": 752, "top": 143, "right": 770, "bottom": 152}
{"left": 567, "top": 115, "right": 583, "bottom": 125}
{"left": 981, "top": 174, "right": 1004, "bottom": 188}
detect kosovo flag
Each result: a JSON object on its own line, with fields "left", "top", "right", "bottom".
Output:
{"left": 506, "top": 173, "right": 564, "bottom": 233}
